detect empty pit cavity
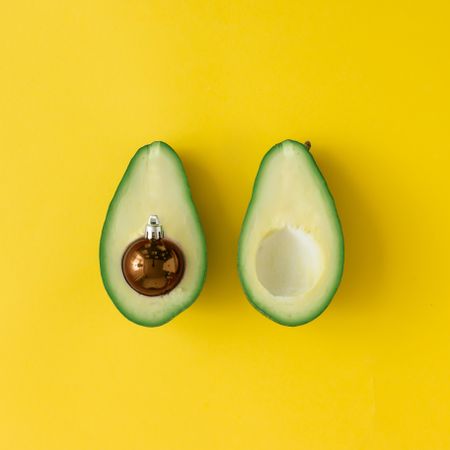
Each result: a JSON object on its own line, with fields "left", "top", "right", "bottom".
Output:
{"left": 256, "top": 227, "right": 322, "bottom": 297}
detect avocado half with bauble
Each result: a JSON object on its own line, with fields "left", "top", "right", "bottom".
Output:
{"left": 100, "top": 141, "right": 207, "bottom": 327}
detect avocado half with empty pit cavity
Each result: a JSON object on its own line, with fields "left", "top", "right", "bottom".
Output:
{"left": 100, "top": 141, "right": 207, "bottom": 327}
{"left": 238, "top": 140, "right": 344, "bottom": 326}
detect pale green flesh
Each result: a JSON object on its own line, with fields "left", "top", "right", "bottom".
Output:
{"left": 238, "top": 140, "right": 344, "bottom": 326}
{"left": 100, "top": 142, "right": 206, "bottom": 327}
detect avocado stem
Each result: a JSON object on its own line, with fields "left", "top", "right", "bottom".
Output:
{"left": 304, "top": 141, "right": 311, "bottom": 150}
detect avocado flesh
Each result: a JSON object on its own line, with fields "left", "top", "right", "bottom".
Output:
{"left": 238, "top": 140, "right": 344, "bottom": 326}
{"left": 100, "top": 141, "right": 206, "bottom": 327}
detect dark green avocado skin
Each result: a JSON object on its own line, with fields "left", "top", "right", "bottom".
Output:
{"left": 99, "top": 141, "right": 207, "bottom": 327}
{"left": 238, "top": 139, "right": 344, "bottom": 327}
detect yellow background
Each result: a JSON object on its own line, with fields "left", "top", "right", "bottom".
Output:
{"left": 1, "top": 1, "right": 449, "bottom": 449}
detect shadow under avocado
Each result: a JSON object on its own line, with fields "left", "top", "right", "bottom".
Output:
{"left": 181, "top": 151, "right": 242, "bottom": 313}
{"left": 315, "top": 147, "right": 385, "bottom": 312}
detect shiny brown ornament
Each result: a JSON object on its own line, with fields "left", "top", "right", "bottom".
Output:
{"left": 121, "top": 215, "right": 185, "bottom": 296}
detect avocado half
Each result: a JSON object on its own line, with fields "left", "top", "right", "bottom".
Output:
{"left": 238, "top": 140, "right": 344, "bottom": 326}
{"left": 100, "top": 141, "right": 207, "bottom": 326}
